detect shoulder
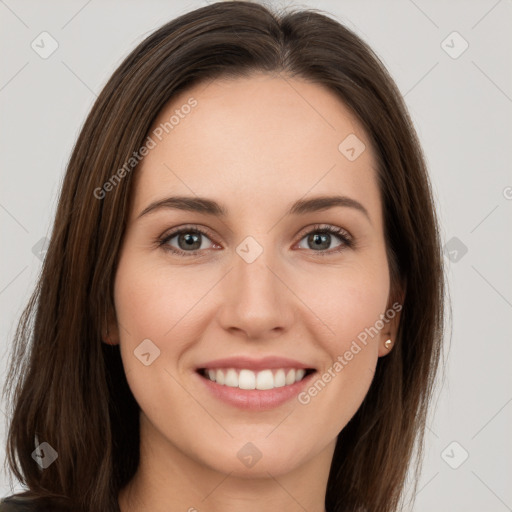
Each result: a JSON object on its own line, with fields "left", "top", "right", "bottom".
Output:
{"left": 0, "top": 494, "right": 40, "bottom": 512}
{"left": 0, "top": 493, "right": 67, "bottom": 512}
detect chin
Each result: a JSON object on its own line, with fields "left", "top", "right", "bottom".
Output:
{"left": 192, "top": 434, "right": 318, "bottom": 478}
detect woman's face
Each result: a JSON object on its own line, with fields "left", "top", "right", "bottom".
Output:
{"left": 112, "top": 73, "right": 398, "bottom": 478}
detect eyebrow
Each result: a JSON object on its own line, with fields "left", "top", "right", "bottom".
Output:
{"left": 137, "top": 194, "right": 371, "bottom": 223}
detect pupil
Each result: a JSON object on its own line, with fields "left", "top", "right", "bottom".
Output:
{"left": 181, "top": 233, "right": 200, "bottom": 249}
{"left": 310, "top": 233, "right": 329, "bottom": 250}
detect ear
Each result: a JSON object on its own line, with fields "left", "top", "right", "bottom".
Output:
{"left": 101, "top": 307, "right": 120, "bottom": 346}
{"left": 377, "top": 286, "right": 405, "bottom": 357}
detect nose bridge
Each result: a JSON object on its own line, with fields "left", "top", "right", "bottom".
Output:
{"left": 232, "top": 233, "right": 281, "bottom": 304}
{"left": 218, "top": 232, "right": 292, "bottom": 337}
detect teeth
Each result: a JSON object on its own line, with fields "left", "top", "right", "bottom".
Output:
{"left": 256, "top": 369, "right": 273, "bottom": 390}
{"left": 274, "top": 369, "right": 286, "bottom": 387}
{"left": 203, "top": 368, "right": 310, "bottom": 390}
{"left": 239, "top": 369, "right": 256, "bottom": 390}
{"left": 225, "top": 369, "right": 238, "bottom": 387}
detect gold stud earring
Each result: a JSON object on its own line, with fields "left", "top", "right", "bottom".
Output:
{"left": 384, "top": 339, "right": 392, "bottom": 350}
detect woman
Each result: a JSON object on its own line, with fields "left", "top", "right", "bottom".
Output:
{"left": 1, "top": 1, "right": 445, "bottom": 511}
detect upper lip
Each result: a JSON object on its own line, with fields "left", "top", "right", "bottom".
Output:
{"left": 197, "top": 356, "right": 315, "bottom": 371}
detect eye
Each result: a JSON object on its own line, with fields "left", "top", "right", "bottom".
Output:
{"left": 158, "top": 225, "right": 217, "bottom": 256}
{"left": 295, "top": 224, "right": 354, "bottom": 255}
{"left": 157, "top": 223, "right": 354, "bottom": 257}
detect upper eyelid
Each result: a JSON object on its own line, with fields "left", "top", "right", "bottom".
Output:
{"left": 296, "top": 223, "right": 351, "bottom": 239}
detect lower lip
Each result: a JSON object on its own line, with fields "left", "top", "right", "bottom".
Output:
{"left": 196, "top": 371, "right": 316, "bottom": 410}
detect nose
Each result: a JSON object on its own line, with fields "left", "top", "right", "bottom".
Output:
{"left": 216, "top": 247, "right": 295, "bottom": 340}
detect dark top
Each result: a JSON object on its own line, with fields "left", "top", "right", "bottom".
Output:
{"left": 0, "top": 493, "right": 124, "bottom": 512}
{"left": 0, "top": 494, "right": 69, "bottom": 512}
{"left": 0, "top": 495, "right": 39, "bottom": 512}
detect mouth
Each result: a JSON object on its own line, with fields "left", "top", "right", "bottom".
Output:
{"left": 195, "top": 364, "right": 317, "bottom": 410}
{"left": 197, "top": 367, "right": 316, "bottom": 390}
{"left": 194, "top": 355, "right": 318, "bottom": 410}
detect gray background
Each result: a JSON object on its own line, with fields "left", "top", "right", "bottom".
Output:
{"left": 1, "top": 0, "right": 511, "bottom": 510}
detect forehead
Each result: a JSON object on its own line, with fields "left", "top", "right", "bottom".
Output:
{"left": 131, "top": 72, "right": 380, "bottom": 222}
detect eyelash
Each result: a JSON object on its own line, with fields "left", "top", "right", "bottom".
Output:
{"left": 157, "top": 224, "right": 355, "bottom": 258}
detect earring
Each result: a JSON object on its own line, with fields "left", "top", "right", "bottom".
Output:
{"left": 384, "top": 339, "right": 392, "bottom": 350}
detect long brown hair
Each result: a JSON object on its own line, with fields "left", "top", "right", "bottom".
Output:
{"left": 2, "top": 2, "right": 445, "bottom": 511}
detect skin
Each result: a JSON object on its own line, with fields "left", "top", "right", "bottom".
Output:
{"left": 106, "top": 72, "right": 401, "bottom": 512}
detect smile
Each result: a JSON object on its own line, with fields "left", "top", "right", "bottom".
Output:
{"left": 195, "top": 364, "right": 317, "bottom": 410}
{"left": 198, "top": 367, "right": 315, "bottom": 390}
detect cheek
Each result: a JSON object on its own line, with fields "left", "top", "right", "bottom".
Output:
{"left": 112, "top": 254, "right": 201, "bottom": 420}
{"left": 113, "top": 253, "right": 207, "bottom": 344}
{"left": 310, "top": 259, "right": 390, "bottom": 349}
{"left": 297, "top": 259, "right": 389, "bottom": 420}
